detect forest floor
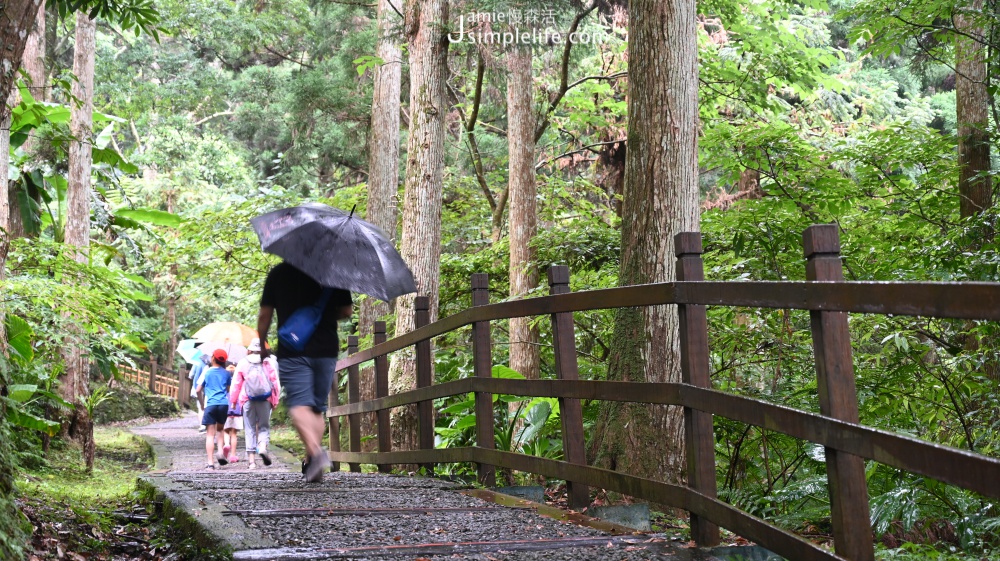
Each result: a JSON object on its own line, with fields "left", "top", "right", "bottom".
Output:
{"left": 16, "top": 422, "right": 224, "bottom": 561}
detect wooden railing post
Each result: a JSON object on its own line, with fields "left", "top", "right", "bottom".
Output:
{"left": 177, "top": 368, "right": 188, "bottom": 404}
{"left": 374, "top": 321, "right": 392, "bottom": 473}
{"left": 803, "top": 224, "right": 874, "bottom": 561}
{"left": 328, "top": 357, "right": 341, "bottom": 473}
{"left": 675, "top": 232, "right": 720, "bottom": 546}
{"left": 547, "top": 265, "right": 589, "bottom": 510}
{"left": 347, "top": 335, "right": 362, "bottom": 473}
{"left": 179, "top": 365, "right": 189, "bottom": 408}
{"left": 415, "top": 296, "right": 435, "bottom": 474}
{"left": 149, "top": 357, "right": 158, "bottom": 393}
{"left": 471, "top": 274, "right": 496, "bottom": 487}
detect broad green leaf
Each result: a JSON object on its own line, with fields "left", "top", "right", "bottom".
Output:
{"left": 8, "top": 384, "right": 39, "bottom": 403}
{"left": 5, "top": 315, "right": 34, "bottom": 363}
{"left": 121, "top": 273, "right": 155, "bottom": 288}
{"left": 6, "top": 407, "right": 61, "bottom": 436}
{"left": 492, "top": 365, "right": 526, "bottom": 379}
{"left": 129, "top": 290, "right": 155, "bottom": 302}
{"left": 94, "top": 124, "right": 116, "bottom": 149}
{"left": 115, "top": 208, "right": 183, "bottom": 227}
{"left": 440, "top": 395, "right": 475, "bottom": 414}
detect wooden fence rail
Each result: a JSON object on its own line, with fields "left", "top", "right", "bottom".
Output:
{"left": 327, "top": 224, "right": 1000, "bottom": 561}
{"left": 117, "top": 357, "right": 187, "bottom": 406}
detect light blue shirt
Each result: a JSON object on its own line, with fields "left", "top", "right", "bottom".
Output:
{"left": 198, "top": 366, "right": 231, "bottom": 407}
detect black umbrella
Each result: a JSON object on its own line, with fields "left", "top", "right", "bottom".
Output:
{"left": 250, "top": 203, "right": 417, "bottom": 302}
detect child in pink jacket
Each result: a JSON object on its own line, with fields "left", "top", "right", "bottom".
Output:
{"left": 230, "top": 338, "right": 281, "bottom": 469}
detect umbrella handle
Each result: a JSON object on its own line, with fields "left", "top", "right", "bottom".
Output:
{"left": 349, "top": 204, "right": 356, "bottom": 218}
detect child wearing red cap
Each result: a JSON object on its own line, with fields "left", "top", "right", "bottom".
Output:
{"left": 196, "top": 349, "right": 233, "bottom": 468}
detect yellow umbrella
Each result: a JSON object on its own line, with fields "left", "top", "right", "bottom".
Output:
{"left": 192, "top": 322, "right": 257, "bottom": 347}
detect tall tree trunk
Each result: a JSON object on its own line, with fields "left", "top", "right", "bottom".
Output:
{"left": 589, "top": 0, "right": 700, "bottom": 486}
{"left": 506, "top": 46, "right": 540, "bottom": 382}
{"left": 955, "top": 0, "right": 993, "bottom": 222}
{"left": 8, "top": 2, "right": 46, "bottom": 239}
{"left": 0, "top": 0, "right": 43, "bottom": 115}
{"left": 360, "top": 0, "right": 402, "bottom": 451}
{"left": 22, "top": 2, "right": 45, "bottom": 101}
{"left": 0, "top": 99, "right": 9, "bottom": 350}
{"left": 389, "top": 0, "right": 449, "bottom": 455}
{"left": 165, "top": 187, "right": 178, "bottom": 371}
{"left": 955, "top": 0, "right": 997, "bottom": 382}
{"left": 61, "top": 12, "right": 96, "bottom": 471}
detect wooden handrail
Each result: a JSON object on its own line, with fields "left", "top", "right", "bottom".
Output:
{"left": 336, "top": 280, "right": 1000, "bottom": 371}
{"left": 327, "top": 378, "right": 1000, "bottom": 500}
{"left": 328, "top": 225, "right": 1000, "bottom": 561}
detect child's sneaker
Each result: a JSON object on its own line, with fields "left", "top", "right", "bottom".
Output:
{"left": 228, "top": 455, "right": 239, "bottom": 464}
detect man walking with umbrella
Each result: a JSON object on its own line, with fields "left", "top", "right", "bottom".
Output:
{"left": 251, "top": 203, "right": 417, "bottom": 482}
{"left": 257, "top": 262, "right": 353, "bottom": 483}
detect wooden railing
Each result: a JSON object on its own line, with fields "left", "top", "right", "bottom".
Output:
{"left": 117, "top": 357, "right": 186, "bottom": 404}
{"left": 326, "top": 224, "right": 1000, "bottom": 561}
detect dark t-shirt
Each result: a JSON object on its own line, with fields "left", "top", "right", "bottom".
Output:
{"left": 260, "top": 263, "right": 353, "bottom": 358}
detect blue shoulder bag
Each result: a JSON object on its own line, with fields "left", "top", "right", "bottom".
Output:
{"left": 278, "top": 288, "right": 333, "bottom": 352}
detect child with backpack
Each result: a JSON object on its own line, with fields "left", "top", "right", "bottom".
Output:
{"left": 230, "top": 338, "right": 281, "bottom": 469}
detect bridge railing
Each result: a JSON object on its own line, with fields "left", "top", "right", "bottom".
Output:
{"left": 327, "top": 224, "right": 1000, "bottom": 561}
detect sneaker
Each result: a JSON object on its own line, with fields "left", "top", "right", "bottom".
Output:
{"left": 248, "top": 460, "right": 257, "bottom": 470}
{"left": 204, "top": 464, "right": 216, "bottom": 470}
{"left": 215, "top": 450, "right": 229, "bottom": 466}
{"left": 258, "top": 448, "right": 272, "bottom": 466}
{"left": 198, "top": 426, "right": 206, "bottom": 433}
{"left": 301, "top": 456, "right": 310, "bottom": 475}
{"left": 222, "top": 444, "right": 231, "bottom": 458}
{"left": 228, "top": 455, "right": 239, "bottom": 464}
{"left": 304, "top": 450, "right": 330, "bottom": 483}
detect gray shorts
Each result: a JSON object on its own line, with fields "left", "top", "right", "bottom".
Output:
{"left": 278, "top": 356, "right": 337, "bottom": 414}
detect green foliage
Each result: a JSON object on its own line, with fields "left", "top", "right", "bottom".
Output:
{"left": 0, "top": 354, "right": 30, "bottom": 560}
{"left": 2, "top": 0, "right": 998, "bottom": 555}
{"left": 55, "top": 0, "right": 162, "bottom": 39}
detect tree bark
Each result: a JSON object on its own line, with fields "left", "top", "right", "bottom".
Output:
{"left": 0, "top": 100, "right": 9, "bottom": 349}
{"left": 165, "top": 186, "right": 178, "bottom": 371}
{"left": 360, "top": 0, "right": 403, "bottom": 451}
{"left": 22, "top": 2, "right": 45, "bottom": 101}
{"left": 61, "top": 12, "right": 96, "bottom": 471}
{"left": 7, "top": 3, "right": 46, "bottom": 239}
{"left": 0, "top": 0, "right": 43, "bottom": 121}
{"left": 589, "top": 0, "right": 700, "bottom": 486}
{"left": 955, "top": 0, "right": 992, "bottom": 221}
{"left": 506, "top": 46, "right": 540, "bottom": 381}
{"left": 389, "top": 0, "right": 449, "bottom": 455}
{"left": 1, "top": 0, "right": 43, "bottom": 288}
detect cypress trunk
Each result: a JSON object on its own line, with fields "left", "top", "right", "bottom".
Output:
{"left": 390, "top": 0, "right": 449, "bottom": 454}
{"left": 360, "top": 0, "right": 403, "bottom": 450}
{"left": 61, "top": 12, "right": 96, "bottom": 471}
{"left": 506, "top": 46, "right": 540, "bottom": 382}
{"left": 955, "top": 0, "right": 993, "bottom": 222}
{"left": 9, "top": 2, "right": 47, "bottom": 239}
{"left": 589, "top": 0, "right": 700, "bottom": 486}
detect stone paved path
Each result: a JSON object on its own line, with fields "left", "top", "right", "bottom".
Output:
{"left": 131, "top": 413, "right": 778, "bottom": 560}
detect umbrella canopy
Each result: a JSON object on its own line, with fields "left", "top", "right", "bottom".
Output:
{"left": 192, "top": 322, "right": 257, "bottom": 347}
{"left": 251, "top": 203, "right": 417, "bottom": 302}
{"left": 197, "top": 341, "right": 248, "bottom": 364}
{"left": 176, "top": 339, "right": 205, "bottom": 365}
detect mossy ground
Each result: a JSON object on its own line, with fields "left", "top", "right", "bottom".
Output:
{"left": 16, "top": 427, "right": 225, "bottom": 561}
